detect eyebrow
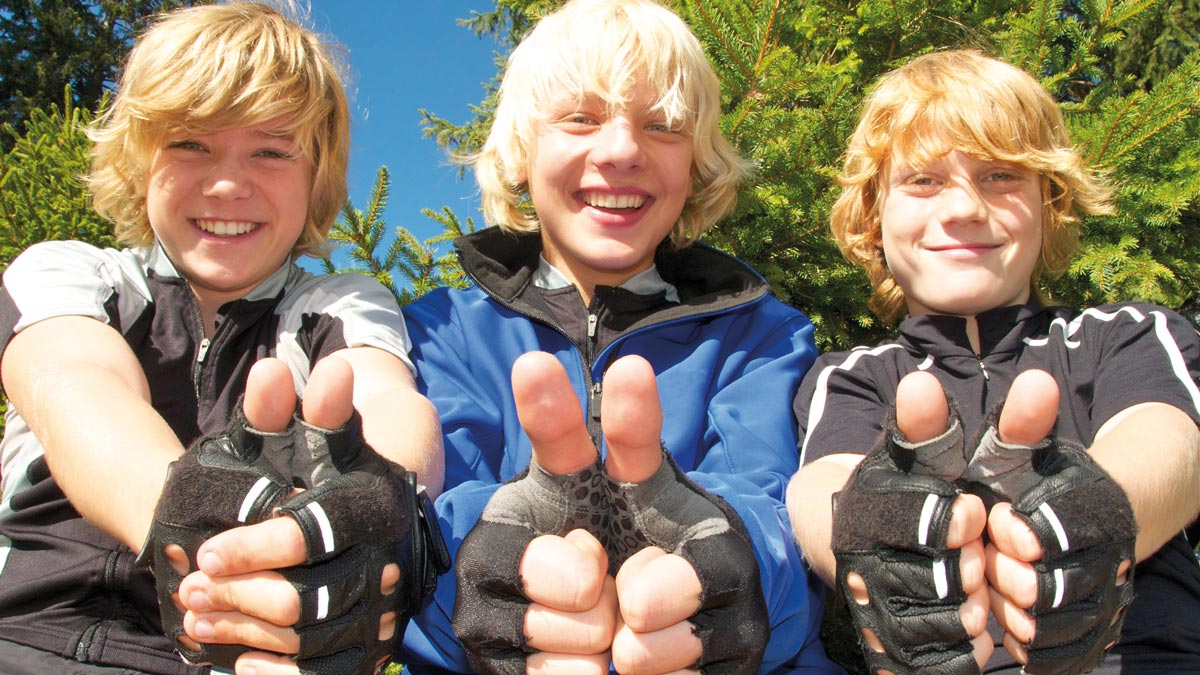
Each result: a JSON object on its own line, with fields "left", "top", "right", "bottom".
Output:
{"left": 256, "top": 129, "right": 297, "bottom": 142}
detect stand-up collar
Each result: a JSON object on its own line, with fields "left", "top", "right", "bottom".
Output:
{"left": 898, "top": 303, "right": 1047, "bottom": 358}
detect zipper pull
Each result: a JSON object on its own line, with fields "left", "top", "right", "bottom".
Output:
{"left": 587, "top": 313, "right": 598, "bottom": 339}
{"left": 978, "top": 359, "right": 989, "bottom": 380}
{"left": 197, "top": 338, "right": 211, "bottom": 365}
{"left": 590, "top": 381, "right": 603, "bottom": 423}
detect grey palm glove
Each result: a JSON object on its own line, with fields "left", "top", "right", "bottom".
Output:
{"left": 453, "top": 450, "right": 768, "bottom": 675}
{"left": 832, "top": 409, "right": 980, "bottom": 675}
{"left": 611, "top": 453, "right": 769, "bottom": 674}
{"left": 969, "top": 419, "right": 1136, "bottom": 675}
{"left": 452, "top": 456, "right": 611, "bottom": 675}
{"left": 145, "top": 405, "right": 449, "bottom": 675}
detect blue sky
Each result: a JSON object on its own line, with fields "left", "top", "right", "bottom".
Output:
{"left": 306, "top": 1, "right": 501, "bottom": 250}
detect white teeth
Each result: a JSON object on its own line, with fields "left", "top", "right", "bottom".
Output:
{"left": 583, "top": 193, "right": 645, "bottom": 209}
{"left": 195, "top": 219, "right": 258, "bottom": 236}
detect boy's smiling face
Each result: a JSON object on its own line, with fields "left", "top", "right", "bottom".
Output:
{"left": 526, "top": 78, "right": 693, "bottom": 300}
{"left": 879, "top": 149, "right": 1044, "bottom": 318}
{"left": 145, "top": 120, "right": 312, "bottom": 311}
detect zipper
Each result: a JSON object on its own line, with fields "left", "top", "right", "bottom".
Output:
{"left": 586, "top": 313, "right": 598, "bottom": 360}
{"left": 75, "top": 620, "right": 101, "bottom": 661}
{"left": 190, "top": 296, "right": 208, "bottom": 398}
{"left": 456, "top": 247, "right": 768, "bottom": 447}
{"left": 978, "top": 358, "right": 990, "bottom": 380}
{"left": 74, "top": 551, "right": 122, "bottom": 660}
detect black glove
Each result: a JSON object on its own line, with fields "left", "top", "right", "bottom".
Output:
{"left": 145, "top": 405, "right": 449, "bottom": 675}
{"left": 453, "top": 451, "right": 768, "bottom": 675}
{"left": 831, "top": 408, "right": 981, "bottom": 675}
{"left": 981, "top": 432, "right": 1136, "bottom": 675}
{"left": 142, "top": 404, "right": 295, "bottom": 667}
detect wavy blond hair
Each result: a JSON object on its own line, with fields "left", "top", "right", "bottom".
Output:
{"left": 87, "top": 1, "right": 349, "bottom": 258}
{"left": 475, "top": 0, "right": 752, "bottom": 248}
{"left": 831, "top": 49, "right": 1113, "bottom": 322}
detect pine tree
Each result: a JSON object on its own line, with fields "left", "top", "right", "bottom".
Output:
{"left": 0, "top": 89, "right": 114, "bottom": 276}
{"left": 321, "top": 166, "right": 476, "bottom": 306}
{"left": 0, "top": 0, "right": 200, "bottom": 146}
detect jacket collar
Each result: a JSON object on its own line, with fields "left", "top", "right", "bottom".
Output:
{"left": 454, "top": 227, "right": 770, "bottom": 318}
{"left": 898, "top": 302, "right": 1047, "bottom": 358}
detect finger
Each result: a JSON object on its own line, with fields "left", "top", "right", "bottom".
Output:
{"left": 895, "top": 370, "right": 949, "bottom": 443}
{"left": 959, "top": 538, "right": 986, "bottom": 596}
{"left": 985, "top": 541, "right": 1039, "bottom": 610}
{"left": 165, "top": 543, "right": 190, "bottom": 577}
{"left": 243, "top": 357, "right": 297, "bottom": 432}
{"left": 845, "top": 571, "right": 869, "bottom": 605}
{"left": 613, "top": 545, "right": 664, "bottom": 584}
{"left": 301, "top": 355, "right": 356, "bottom": 430}
{"left": 526, "top": 651, "right": 612, "bottom": 675}
{"left": 946, "top": 492, "right": 987, "bottom": 548}
{"left": 525, "top": 576, "right": 618, "bottom": 654}
{"left": 236, "top": 650, "right": 305, "bottom": 675}
{"left": 1002, "top": 630, "right": 1030, "bottom": 666}
{"left": 960, "top": 557, "right": 990, "bottom": 637}
{"left": 522, "top": 531, "right": 608, "bottom": 611}
{"left": 184, "top": 609, "right": 299, "bottom": 654}
{"left": 971, "top": 630, "right": 996, "bottom": 670}
{"left": 987, "top": 502, "right": 1043, "bottom": 562}
{"left": 512, "top": 351, "right": 597, "bottom": 475}
{"left": 600, "top": 355, "right": 663, "bottom": 483}
{"left": 616, "top": 548, "right": 702, "bottom": 632}
{"left": 179, "top": 569, "right": 300, "bottom": 626}
{"left": 612, "top": 619, "right": 702, "bottom": 675}
{"left": 195, "top": 517, "right": 307, "bottom": 577}
{"left": 990, "top": 585, "right": 1037, "bottom": 644}
{"left": 998, "top": 369, "right": 1059, "bottom": 445}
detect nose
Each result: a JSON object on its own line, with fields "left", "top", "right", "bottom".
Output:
{"left": 202, "top": 154, "right": 254, "bottom": 200}
{"left": 937, "top": 180, "right": 988, "bottom": 226}
{"left": 591, "top": 118, "right": 645, "bottom": 170}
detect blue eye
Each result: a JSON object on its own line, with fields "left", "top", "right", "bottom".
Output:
{"left": 167, "top": 140, "right": 205, "bottom": 152}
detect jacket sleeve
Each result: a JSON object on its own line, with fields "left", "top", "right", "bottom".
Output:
{"left": 393, "top": 289, "right": 507, "bottom": 672}
{"left": 678, "top": 308, "right": 844, "bottom": 674}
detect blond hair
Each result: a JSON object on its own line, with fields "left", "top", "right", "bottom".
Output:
{"left": 87, "top": 1, "right": 349, "bottom": 258}
{"left": 475, "top": 0, "right": 752, "bottom": 247}
{"left": 831, "top": 49, "right": 1113, "bottom": 322}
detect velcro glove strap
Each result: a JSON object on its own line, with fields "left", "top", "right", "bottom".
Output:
{"left": 1008, "top": 441, "right": 1136, "bottom": 675}
{"left": 611, "top": 452, "right": 768, "bottom": 675}
{"left": 272, "top": 413, "right": 449, "bottom": 674}
{"left": 831, "top": 411, "right": 981, "bottom": 675}
{"left": 143, "top": 404, "right": 294, "bottom": 666}
{"left": 453, "top": 458, "right": 611, "bottom": 675}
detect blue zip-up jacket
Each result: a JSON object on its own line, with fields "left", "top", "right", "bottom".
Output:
{"left": 398, "top": 228, "right": 843, "bottom": 674}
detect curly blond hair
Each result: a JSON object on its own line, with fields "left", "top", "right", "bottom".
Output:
{"left": 831, "top": 49, "right": 1113, "bottom": 322}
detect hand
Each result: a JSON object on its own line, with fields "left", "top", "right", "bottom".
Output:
{"left": 453, "top": 352, "right": 619, "bottom": 675}
{"left": 454, "top": 353, "right": 769, "bottom": 675}
{"left": 172, "top": 357, "right": 448, "bottom": 675}
{"left": 832, "top": 370, "right": 991, "bottom": 675}
{"left": 979, "top": 371, "right": 1136, "bottom": 675}
{"left": 601, "top": 356, "right": 704, "bottom": 675}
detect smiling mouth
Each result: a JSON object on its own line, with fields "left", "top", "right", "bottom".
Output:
{"left": 582, "top": 192, "right": 646, "bottom": 210}
{"left": 194, "top": 219, "right": 260, "bottom": 237}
